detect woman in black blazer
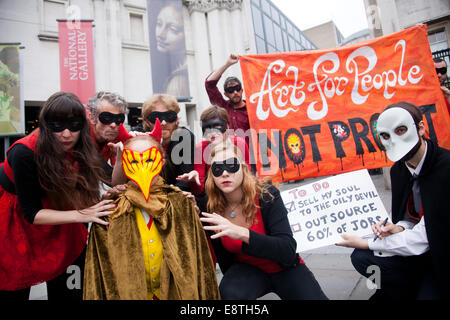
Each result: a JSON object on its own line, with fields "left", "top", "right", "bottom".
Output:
{"left": 201, "top": 142, "right": 327, "bottom": 300}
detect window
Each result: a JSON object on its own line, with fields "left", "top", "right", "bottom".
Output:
{"left": 294, "top": 29, "right": 301, "bottom": 42}
{"left": 123, "top": 4, "right": 148, "bottom": 48}
{"left": 273, "top": 24, "right": 284, "bottom": 51}
{"left": 300, "top": 35, "right": 307, "bottom": 48}
{"left": 261, "top": 0, "right": 271, "bottom": 14}
{"left": 428, "top": 30, "right": 448, "bottom": 53}
{"left": 39, "top": 0, "right": 67, "bottom": 38}
{"left": 130, "top": 13, "right": 144, "bottom": 43}
{"left": 286, "top": 21, "right": 293, "bottom": 35}
{"left": 263, "top": 14, "right": 275, "bottom": 46}
{"left": 267, "top": 44, "right": 277, "bottom": 53}
{"left": 250, "top": 0, "right": 317, "bottom": 53}
{"left": 44, "top": 0, "right": 66, "bottom": 31}
{"left": 288, "top": 36, "right": 296, "bottom": 52}
{"left": 282, "top": 32, "right": 289, "bottom": 51}
{"left": 251, "top": 5, "right": 264, "bottom": 38}
{"left": 271, "top": 6, "right": 280, "bottom": 24}
{"left": 255, "top": 35, "right": 266, "bottom": 53}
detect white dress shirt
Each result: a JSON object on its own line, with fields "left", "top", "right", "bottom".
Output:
{"left": 368, "top": 142, "right": 429, "bottom": 257}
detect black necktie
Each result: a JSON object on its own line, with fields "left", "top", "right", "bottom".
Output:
{"left": 412, "top": 173, "right": 421, "bottom": 213}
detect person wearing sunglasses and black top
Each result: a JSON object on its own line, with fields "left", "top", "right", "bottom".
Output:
{"left": 87, "top": 91, "right": 128, "bottom": 178}
{"left": 205, "top": 54, "right": 250, "bottom": 137}
{"left": 0, "top": 92, "right": 114, "bottom": 300}
{"left": 200, "top": 142, "right": 328, "bottom": 300}
{"left": 130, "top": 94, "right": 195, "bottom": 192}
{"left": 177, "top": 105, "right": 249, "bottom": 210}
{"left": 433, "top": 58, "right": 450, "bottom": 114}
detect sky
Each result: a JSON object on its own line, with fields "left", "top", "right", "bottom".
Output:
{"left": 270, "top": 0, "right": 369, "bottom": 38}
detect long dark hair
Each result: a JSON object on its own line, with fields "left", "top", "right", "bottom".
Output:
{"left": 35, "top": 91, "right": 107, "bottom": 210}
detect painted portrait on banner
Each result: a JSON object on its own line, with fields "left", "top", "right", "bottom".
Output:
{"left": 0, "top": 44, "right": 23, "bottom": 136}
{"left": 147, "top": 0, "right": 190, "bottom": 98}
{"left": 240, "top": 25, "right": 450, "bottom": 182}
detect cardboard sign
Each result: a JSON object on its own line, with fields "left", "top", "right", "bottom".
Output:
{"left": 281, "top": 169, "right": 389, "bottom": 252}
{"left": 240, "top": 25, "right": 450, "bottom": 183}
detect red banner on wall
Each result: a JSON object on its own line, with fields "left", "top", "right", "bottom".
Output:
{"left": 240, "top": 25, "right": 450, "bottom": 182}
{"left": 57, "top": 20, "right": 95, "bottom": 105}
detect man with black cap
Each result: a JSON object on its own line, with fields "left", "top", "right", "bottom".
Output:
{"left": 434, "top": 58, "right": 450, "bottom": 114}
{"left": 205, "top": 54, "right": 250, "bottom": 136}
{"left": 205, "top": 54, "right": 255, "bottom": 173}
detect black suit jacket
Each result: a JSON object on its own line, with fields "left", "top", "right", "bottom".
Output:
{"left": 212, "top": 185, "right": 300, "bottom": 274}
{"left": 390, "top": 138, "right": 450, "bottom": 298}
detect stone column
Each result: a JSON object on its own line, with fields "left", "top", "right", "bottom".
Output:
{"left": 208, "top": 8, "right": 225, "bottom": 71}
{"left": 93, "top": 0, "right": 108, "bottom": 90}
{"left": 230, "top": 8, "right": 245, "bottom": 55}
{"left": 191, "top": 10, "right": 211, "bottom": 116}
{"left": 106, "top": 0, "right": 123, "bottom": 93}
{"left": 184, "top": 0, "right": 244, "bottom": 112}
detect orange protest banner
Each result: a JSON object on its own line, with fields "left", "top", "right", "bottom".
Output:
{"left": 239, "top": 25, "right": 450, "bottom": 182}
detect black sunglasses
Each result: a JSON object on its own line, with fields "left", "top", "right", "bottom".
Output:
{"left": 201, "top": 119, "right": 227, "bottom": 134}
{"left": 436, "top": 67, "right": 447, "bottom": 75}
{"left": 98, "top": 112, "right": 125, "bottom": 125}
{"left": 147, "top": 111, "right": 178, "bottom": 124}
{"left": 46, "top": 116, "right": 84, "bottom": 132}
{"left": 211, "top": 157, "right": 240, "bottom": 177}
{"left": 224, "top": 84, "right": 242, "bottom": 94}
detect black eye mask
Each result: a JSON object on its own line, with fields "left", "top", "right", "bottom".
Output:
{"left": 211, "top": 157, "right": 240, "bottom": 177}
{"left": 436, "top": 67, "right": 447, "bottom": 75}
{"left": 98, "top": 112, "right": 125, "bottom": 125}
{"left": 224, "top": 84, "right": 242, "bottom": 94}
{"left": 46, "top": 116, "right": 84, "bottom": 132}
{"left": 201, "top": 119, "right": 227, "bottom": 134}
{"left": 147, "top": 111, "right": 178, "bottom": 124}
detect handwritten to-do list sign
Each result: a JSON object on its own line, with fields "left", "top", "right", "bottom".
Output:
{"left": 281, "top": 169, "right": 389, "bottom": 252}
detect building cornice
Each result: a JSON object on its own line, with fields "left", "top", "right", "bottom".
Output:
{"left": 183, "top": 0, "right": 242, "bottom": 13}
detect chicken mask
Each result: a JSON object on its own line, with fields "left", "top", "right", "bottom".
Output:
{"left": 119, "top": 119, "right": 163, "bottom": 201}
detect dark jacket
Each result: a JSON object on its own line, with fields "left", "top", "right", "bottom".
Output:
{"left": 212, "top": 185, "right": 299, "bottom": 274}
{"left": 390, "top": 138, "right": 450, "bottom": 298}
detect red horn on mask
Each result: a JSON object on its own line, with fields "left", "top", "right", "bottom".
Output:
{"left": 117, "top": 119, "right": 162, "bottom": 144}
{"left": 147, "top": 118, "right": 162, "bottom": 144}
{"left": 118, "top": 124, "right": 133, "bottom": 142}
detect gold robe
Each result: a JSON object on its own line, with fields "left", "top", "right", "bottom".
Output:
{"left": 83, "top": 178, "right": 220, "bottom": 300}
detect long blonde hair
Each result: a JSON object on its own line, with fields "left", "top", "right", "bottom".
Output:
{"left": 205, "top": 142, "right": 273, "bottom": 223}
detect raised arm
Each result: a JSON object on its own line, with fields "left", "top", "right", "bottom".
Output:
{"left": 206, "top": 54, "right": 239, "bottom": 82}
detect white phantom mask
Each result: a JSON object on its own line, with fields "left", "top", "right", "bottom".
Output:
{"left": 376, "top": 107, "right": 420, "bottom": 162}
